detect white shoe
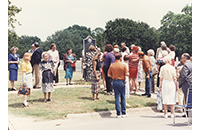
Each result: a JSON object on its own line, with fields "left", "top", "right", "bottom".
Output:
{"left": 121, "top": 115, "right": 127, "bottom": 118}
{"left": 23, "top": 101, "right": 29, "bottom": 107}
{"left": 164, "top": 114, "right": 168, "bottom": 119}
{"left": 116, "top": 115, "right": 121, "bottom": 118}
{"left": 126, "top": 103, "right": 131, "bottom": 107}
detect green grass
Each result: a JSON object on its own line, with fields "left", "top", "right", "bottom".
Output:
{"left": 8, "top": 87, "right": 156, "bottom": 121}
{"left": 8, "top": 69, "right": 157, "bottom": 121}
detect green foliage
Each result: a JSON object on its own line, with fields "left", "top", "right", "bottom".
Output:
{"left": 8, "top": 0, "right": 22, "bottom": 29}
{"left": 105, "top": 18, "right": 159, "bottom": 54}
{"left": 41, "top": 25, "right": 94, "bottom": 60}
{"left": 159, "top": 4, "right": 192, "bottom": 58}
{"left": 92, "top": 27, "right": 107, "bottom": 51}
{"left": 17, "top": 35, "right": 41, "bottom": 57}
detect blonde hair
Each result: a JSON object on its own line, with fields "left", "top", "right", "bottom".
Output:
{"left": 92, "top": 52, "right": 101, "bottom": 61}
{"left": 89, "top": 45, "right": 96, "bottom": 51}
{"left": 10, "top": 46, "right": 19, "bottom": 52}
{"left": 23, "top": 52, "right": 31, "bottom": 61}
{"left": 42, "top": 52, "right": 49, "bottom": 58}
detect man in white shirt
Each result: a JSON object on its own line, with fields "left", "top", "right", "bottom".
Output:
{"left": 48, "top": 43, "right": 60, "bottom": 86}
{"left": 121, "top": 42, "right": 130, "bottom": 54}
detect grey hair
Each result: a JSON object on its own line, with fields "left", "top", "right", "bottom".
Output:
{"left": 163, "top": 55, "right": 171, "bottom": 64}
{"left": 147, "top": 49, "right": 155, "bottom": 56}
{"left": 42, "top": 52, "right": 49, "bottom": 58}
{"left": 121, "top": 42, "right": 126, "bottom": 46}
{"left": 161, "top": 41, "right": 166, "bottom": 46}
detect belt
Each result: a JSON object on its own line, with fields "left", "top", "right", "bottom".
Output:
{"left": 26, "top": 73, "right": 31, "bottom": 75}
{"left": 113, "top": 79, "right": 125, "bottom": 81}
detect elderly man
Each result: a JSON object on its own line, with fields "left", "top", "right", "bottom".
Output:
{"left": 121, "top": 42, "right": 130, "bottom": 54}
{"left": 108, "top": 53, "right": 129, "bottom": 118}
{"left": 179, "top": 53, "right": 192, "bottom": 103}
{"left": 139, "top": 51, "right": 153, "bottom": 97}
{"left": 48, "top": 43, "right": 60, "bottom": 86}
{"left": 30, "top": 42, "right": 43, "bottom": 89}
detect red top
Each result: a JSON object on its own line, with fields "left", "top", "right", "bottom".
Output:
{"left": 128, "top": 52, "right": 139, "bottom": 68}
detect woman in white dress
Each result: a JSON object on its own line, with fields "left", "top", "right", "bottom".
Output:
{"left": 159, "top": 56, "right": 177, "bottom": 118}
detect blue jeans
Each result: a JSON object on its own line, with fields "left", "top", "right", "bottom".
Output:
{"left": 113, "top": 79, "right": 126, "bottom": 116}
{"left": 145, "top": 70, "right": 153, "bottom": 96}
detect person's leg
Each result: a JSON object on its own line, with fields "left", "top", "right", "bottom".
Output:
{"left": 103, "top": 66, "right": 110, "bottom": 93}
{"left": 48, "top": 92, "right": 51, "bottom": 100}
{"left": 170, "top": 105, "right": 174, "bottom": 114}
{"left": 69, "top": 79, "right": 72, "bottom": 84}
{"left": 10, "top": 81, "right": 15, "bottom": 89}
{"left": 33, "top": 64, "right": 41, "bottom": 88}
{"left": 66, "top": 79, "right": 68, "bottom": 85}
{"left": 129, "top": 78, "right": 133, "bottom": 92}
{"left": 44, "top": 92, "right": 46, "bottom": 101}
{"left": 113, "top": 80, "right": 120, "bottom": 116}
{"left": 164, "top": 104, "right": 168, "bottom": 115}
{"left": 102, "top": 73, "right": 106, "bottom": 90}
{"left": 151, "top": 75, "right": 155, "bottom": 93}
{"left": 119, "top": 81, "right": 126, "bottom": 115}
{"left": 133, "top": 78, "right": 138, "bottom": 92}
{"left": 96, "top": 93, "right": 99, "bottom": 99}
{"left": 23, "top": 95, "right": 28, "bottom": 106}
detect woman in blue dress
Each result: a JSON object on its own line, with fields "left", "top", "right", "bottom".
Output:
{"left": 63, "top": 47, "right": 76, "bottom": 85}
{"left": 8, "top": 46, "right": 20, "bottom": 91}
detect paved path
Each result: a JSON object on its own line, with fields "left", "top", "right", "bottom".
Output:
{"left": 8, "top": 83, "right": 192, "bottom": 130}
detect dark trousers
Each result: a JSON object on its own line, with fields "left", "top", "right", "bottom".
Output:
{"left": 103, "top": 65, "right": 113, "bottom": 93}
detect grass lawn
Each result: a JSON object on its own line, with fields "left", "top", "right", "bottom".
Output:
{"left": 8, "top": 87, "right": 156, "bottom": 121}
{"left": 8, "top": 70, "right": 157, "bottom": 121}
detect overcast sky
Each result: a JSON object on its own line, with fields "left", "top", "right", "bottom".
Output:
{"left": 11, "top": 0, "right": 192, "bottom": 41}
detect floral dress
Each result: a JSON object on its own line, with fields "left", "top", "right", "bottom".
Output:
{"left": 85, "top": 51, "right": 95, "bottom": 82}
{"left": 39, "top": 60, "right": 55, "bottom": 93}
{"left": 136, "top": 60, "right": 143, "bottom": 82}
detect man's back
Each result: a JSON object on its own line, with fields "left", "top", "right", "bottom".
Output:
{"left": 108, "top": 60, "right": 128, "bottom": 80}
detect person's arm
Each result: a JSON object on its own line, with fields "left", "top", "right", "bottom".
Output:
{"left": 159, "top": 77, "right": 163, "bottom": 92}
{"left": 22, "top": 71, "right": 26, "bottom": 85}
{"left": 93, "top": 60, "right": 99, "bottom": 81}
{"left": 132, "top": 57, "right": 139, "bottom": 62}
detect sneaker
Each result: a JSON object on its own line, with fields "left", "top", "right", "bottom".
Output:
{"left": 23, "top": 101, "right": 29, "bottom": 107}
{"left": 107, "top": 92, "right": 111, "bottom": 95}
{"left": 116, "top": 115, "right": 121, "bottom": 118}
{"left": 121, "top": 115, "right": 127, "bottom": 118}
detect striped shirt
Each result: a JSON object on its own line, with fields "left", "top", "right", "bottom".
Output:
{"left": 128, "top": 52, "right": 139, "bottom": 68}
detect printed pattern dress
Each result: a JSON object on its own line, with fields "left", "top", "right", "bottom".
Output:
{"left": 136, "top": 60, "right": 143, "bottom": 82}
{"left": 39, "top": 60, "right": 55, "bottom": 93}
{"left": 85, "top": 51, "right": 95, "bottom": 82}
{"left": 91, "top": 60, "right": 101, "bottom": 94}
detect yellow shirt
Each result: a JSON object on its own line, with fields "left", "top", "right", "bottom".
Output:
{"left": 21, "top": 61, "right": 32, "bottom": 74}
{"left": 159, "top": 64, "right": 176, "bottom": 81}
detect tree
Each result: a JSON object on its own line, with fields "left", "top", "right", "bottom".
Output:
{"left": 8, "top": 0, "right": 22, "bottom": 55}
{"left": 8, "top": 0, "right": 22, "bottom": 29}
{"left": 159, "top": 4, "right": 192, "bottom": 58}
{"left": 42, "top": 24, "right": 94, "bottom": 60}
{"left": 92, "top": 27, "right": 107, "bottom": 51}
{"left": 105, "top": 18, "right": 159, "bottom": 53}
{"left": 17, "top": 35, "right": 41, "bottom": 57}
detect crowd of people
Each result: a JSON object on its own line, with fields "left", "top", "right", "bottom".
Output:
{"left": 82, "top": 41, "right": 192, "bottom": 118}
{"left": 8, "top": 42, "right": 76, "bottom": 107}
{"left": 8, "top": 41, "right": 192, "bottom": 119}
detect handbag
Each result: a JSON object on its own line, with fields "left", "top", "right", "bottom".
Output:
{"left": 71, "top": 62, "right": 75, "bottom": 67}
{"left": 17, "top": 84, "right": 31, "bottom": 96}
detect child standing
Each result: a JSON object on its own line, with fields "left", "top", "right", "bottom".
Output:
{"left": 39, "top": 52, "right": 55, "bottom": 102}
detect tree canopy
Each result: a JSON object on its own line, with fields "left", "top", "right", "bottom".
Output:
{"left": 105, "top": 18, "right": 159, "bottom": 54}
{"left": 159, "top": 4, "right": 192, "bottom": 58}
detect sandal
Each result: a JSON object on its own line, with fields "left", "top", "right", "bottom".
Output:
{"left": 66, "top": 83, "right": 68, "bottom": 85}
{"left": 96, "top": 98, "right": 100, "bottom": 100}
{"left": 69, "top": 83, "right": 73, "bottom": 85}
{"left": 47, "top": 99, "right": 52, "bottom": 101}
{"left": 92, "top": 98, "right": 96, "bottom": 101}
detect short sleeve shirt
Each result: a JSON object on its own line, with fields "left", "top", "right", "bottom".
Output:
{"left": 128, "top": 52, "right": 139, "bottom": 68}
{"left": 159, "top": 64, "right": 176, "bottom": 81}
{"left": 108, "top": 60, "right": 128, "bottom": 80}
{"left": 21, "top": 61, "right": 32, "bottom": 74}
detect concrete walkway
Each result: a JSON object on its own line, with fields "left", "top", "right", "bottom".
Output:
{"left": 8, "top": 83, "right": 192, "bottom": 130}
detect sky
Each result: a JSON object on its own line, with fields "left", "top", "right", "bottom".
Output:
{"left": 10, "top": 0, "right": 192, "bottom": 41}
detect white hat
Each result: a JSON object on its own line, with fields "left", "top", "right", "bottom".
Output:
{"left": 114, "top": 48, "right": 119, "bottom": 53}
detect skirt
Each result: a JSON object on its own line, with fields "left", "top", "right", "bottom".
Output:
{"left": 162, "top": 79, "right": 176, "bottom": 105}
{"left": 42, "top": 70, "right": 54, "bottom": 93}
{"left": 129, "top": 67, "right": 138, "bottom": 78}
{"left": 91, "top": 71, "right": 101, "bottom": 94}
{"left": 22, "top": 73, "right": 33, "bottom": 89}
{"left": 9, "top": 68, "right": 18, "bottom": 81}
{"left": 65, "top": 66, "right": 73, "bottom": 79}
